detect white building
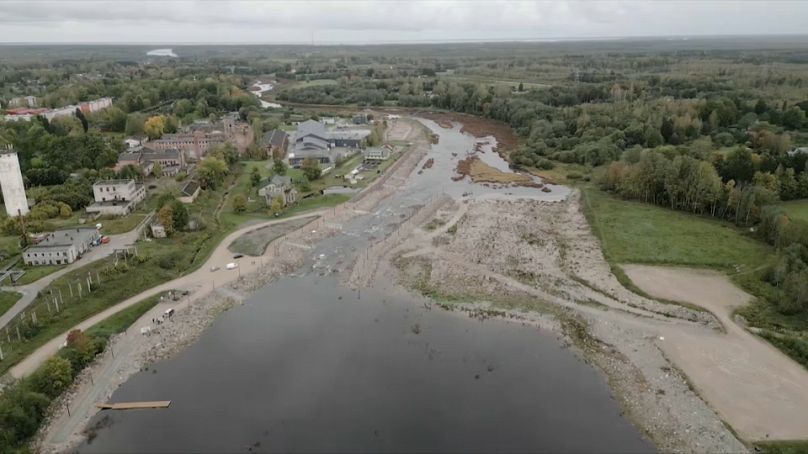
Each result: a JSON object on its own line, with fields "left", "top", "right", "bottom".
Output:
{"left": 23, "top": 227, "right": 99, "bottom": 266}
{"left": 0, "top": 147, "right": 29, "bottom": 217}
{"left": 86, "top": 179, "right": 146, "bottom": 216}
{"left": 364, "top": 144, "right": 393, "bottom": 162}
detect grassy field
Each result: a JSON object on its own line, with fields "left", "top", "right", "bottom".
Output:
{"left": 0, "top": 290, "right": 21, "bottom": 318}
{"left": 86, "top": 293, "right": 166, "bottom": 339}
{"left": 13, "top": 264, "right": 62, "bottom": 285}
{"left": 782, "top": 200, "right": 808, "bottom": 223}
{"left": 582, "top": 187, "right": 772, "bottom": 271}
{"left": 527, "top": 162, "right": 592, "bottom": 185}
{"left": 96, "top": 213, "right": 148, "bottom": 235}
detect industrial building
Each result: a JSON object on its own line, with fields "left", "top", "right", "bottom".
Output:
{"left": 0, "top": 147, "right": 30, "bottom": 217}
{"left": 86, "top": 179, "right": 146, "bottom": 216}
{"left": 22, "top": 227, "right": 100, "bottom": 266}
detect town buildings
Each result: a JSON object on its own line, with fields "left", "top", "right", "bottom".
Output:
{"left": 148, "top": 112, "right": 253, "bottom": 161}
{"left": 115, "top": 147, "right": 185, "bottom": 176}
{"left": 86, "top": 179, "right": 146, "bottom": 216}
{"left": 287, "top": 120, "right": 370, "bottom": 167}
{"left": 2, "top": 97, "right": 112, "bottom": 122}
{"left": 22, "top": 227, "right": 99, "bottom": 266}
{"left": 261, "top": 129, "right": 289, "bottom": 158}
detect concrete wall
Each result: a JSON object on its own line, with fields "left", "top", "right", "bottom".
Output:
{"left": 0, "top": 152, "right": 29, "bottom": 217}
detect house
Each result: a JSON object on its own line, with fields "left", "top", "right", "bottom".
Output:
{"left": 86, "top": 179, "right": 146, "bottom": 216}
{"left": 260, "top": 175, "right": 298, "bottom": 207}
{"left": 114, "top": 147, "right": 185, "bottom": 176}
{"left": 22, "top": 227, "right": 99, "bottom": 266}
{"left": 364, "top": 144, "right": 393, "bottom": 162}
{"left": 288, "top": 120, "right": 370, "bottom": 167}
{"left": 261, "top": 129, "right": 289, "bottom": 159}
{"left": 150, "top": 224, "right": 167, "bottom": 239}
{"left": 352, "top": 113, "right": 369, "bottom": 124}
{"left": 178, "top": 180, "right": 201, "bottom": 204}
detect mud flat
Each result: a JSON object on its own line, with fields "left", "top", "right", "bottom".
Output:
{"left": 385, "top": 195, "right": 746, "bottom": 453}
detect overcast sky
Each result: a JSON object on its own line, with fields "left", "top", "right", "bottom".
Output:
{"left": 0, "top": 1, "right": 806, "bottom": 44}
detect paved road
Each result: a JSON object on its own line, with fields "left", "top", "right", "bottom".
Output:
{"left": 0, "top": 221, "right": 147, "bottom": 330}
{"left": 10, "top": 210, "right": 326, "bottom": 379}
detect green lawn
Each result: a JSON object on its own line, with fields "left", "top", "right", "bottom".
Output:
{"left": 86, "top": 293, "right": 166, "bottom": 339}
{"left": 582, "top": 187, "right": 772, "bottom": 271}
{"left": 13, "top": 265, "right": 63, "bottom": 285}
{"left": 0, "top": 290, "right": 21, "bottom": 318}
{"left": 96, "top": 213, "right": 148, "bottom": 235}
{"left": 782, "top": 199, "right": 808, "bottom": 223}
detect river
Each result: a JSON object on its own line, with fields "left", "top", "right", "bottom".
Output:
{"left": 78, "top": 119, "right": 651, "bottom": 452}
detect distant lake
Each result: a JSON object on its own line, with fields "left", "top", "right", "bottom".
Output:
{"left": 146, "top": 48, "right": 178, "bottom": 57}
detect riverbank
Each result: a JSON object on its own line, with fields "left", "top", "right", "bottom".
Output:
{"left": 30, "top": 118, "right": 433, "bottom": 452}
{"left": 367, "top": 193, "right": 747, "bottom": 452}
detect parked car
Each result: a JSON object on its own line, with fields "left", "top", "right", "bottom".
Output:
{"left": 226, "top": 262, "right": 238, "bottom": 270}
{"left": 233, "top": 254, "right": 244, "bottom": 259}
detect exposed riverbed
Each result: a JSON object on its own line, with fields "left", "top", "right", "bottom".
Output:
{"left": 76, "top": 119, "right": 650, "bottom": 452}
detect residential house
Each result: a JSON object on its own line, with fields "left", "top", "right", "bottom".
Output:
{"left": 23, "top": 227, "right": 99, "bottom": 266}
{"left": 178, "top": 180, "right": 201, "bottom": 204}
{"left": 260, "top": 175, "right": 298, "bottom": 207}
{"left": 261, "top": 129, "right": 289, "bottom": 159}
{"left": 86, "top": 179, "right": 146, "bottom": 216}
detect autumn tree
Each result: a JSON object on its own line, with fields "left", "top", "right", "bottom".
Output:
{"left": 144, "top": 115, "right": 166, "bottom": 140}
{"left": 158, "top": 203, "right": 175, "bottom": 236}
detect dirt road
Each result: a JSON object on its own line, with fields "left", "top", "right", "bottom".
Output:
{"left": 624, "top": 265, "right": 808, "bottom": 441}
{"left": 0, "top": 218, "right": 149, "bottom": 330}
{"left": 10, "top": 210, "right": 328, "bottom": 380}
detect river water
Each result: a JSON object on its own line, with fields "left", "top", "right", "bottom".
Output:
{"left": 78, "top": 119, "right": 651, "bottom": 453}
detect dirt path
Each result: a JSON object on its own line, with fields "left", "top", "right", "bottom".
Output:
{"left": 624, "top": 265, "right": 808, "bottom": 441}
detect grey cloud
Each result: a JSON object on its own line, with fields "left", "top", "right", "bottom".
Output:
{"left": 0, "top": 1, "right": 806, "bottom": 43}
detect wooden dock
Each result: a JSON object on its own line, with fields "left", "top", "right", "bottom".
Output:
{"left": 96, "top": 401, "right": 171, "bottom": 410}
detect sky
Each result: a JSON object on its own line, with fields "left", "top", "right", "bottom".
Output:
{"left": 0, "top": 0, "right": 807, "bottom": 44}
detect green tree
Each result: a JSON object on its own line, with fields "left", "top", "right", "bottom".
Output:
{"left": 170, "top": 200, "right": 189, "bottom": 231}
{"left": 152, "top": 161, "right": 163, "bottom": 178}
{"left": 270, "top": 196, "right": 284, "bottom": 214}
{"left": 273, "top": 158, "right": 287, "bottom": 175}
{"left": 233, "top": 194, "right": 247, "bottom": 213}
{"left": 301, "top": 158, "right": 321, "bottom": 181}
{"left": 250, "top": 167, "right": 261, "bottom": 187}
{"left": 197, "top": 156, "right": 228, "bottom": 189}
{"left": 74, "top": 108, "right": 89, "bottom": 133}
{"left": 30, "top": 357, "right": 73, "bottom": 398}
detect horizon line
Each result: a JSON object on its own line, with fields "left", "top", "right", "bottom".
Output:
{"left": 1, "top": 33, "right": 808, "bottom": 46}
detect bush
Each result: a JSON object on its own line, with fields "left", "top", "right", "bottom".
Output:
{"left": 566, "top": 172, "right": 583, "bottom": 180}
